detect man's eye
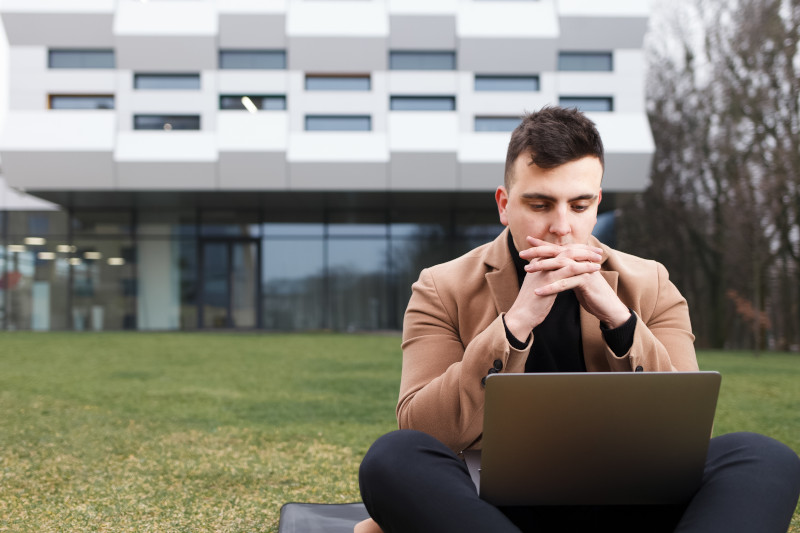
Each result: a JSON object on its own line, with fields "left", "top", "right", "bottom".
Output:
{"left": 531, "top": 204, "right": 548, "bottom": 210}
{"left": 572, "top": 205, "right": 589, "bottom": 212}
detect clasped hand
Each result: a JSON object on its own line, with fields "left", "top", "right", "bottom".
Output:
{"left": 504, "top": 237, "right": 631, "bottom": 341}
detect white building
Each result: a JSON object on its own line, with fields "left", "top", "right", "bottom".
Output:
{"left": 0, "top": 0, "right": 654, "bottom": 332}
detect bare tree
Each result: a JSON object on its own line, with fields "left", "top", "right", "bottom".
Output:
{"left": 619, "top": 0, "right": 800, "bottom": 351}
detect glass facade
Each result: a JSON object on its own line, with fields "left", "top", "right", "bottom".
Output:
{"left": 559, "top": 96, "right": 614, "bottom": 112}
{"left": 48, "top": 49, "right": 115, "bottom": 69}
{"left": 389, "top": 96, "right": 456, "bottom": 111}
{"left": 558, "top": 52, "right": 613, "bottom": 72}
{"left": 305, "top": 75, "right": 371, "bottom": 91}
{"left": 219, "top": 95, "right": 287, "bottom": 110}
{"left": 50, "top": 95, "right": 115, "bottom": 110}
{"left": 0, "top": 198, "right": 616, "bottom": 332}
{"left": 134, "top": 74, "right": 201, "bottom": 90}
{"left": 305, "top": 115, "right": 371, "bottom": 131}
{"left": 474, "top": 116, "right": 522, "bottom": 132}
{"left": 474, "top": 75, "right": 539, "bottom": 91}
{"left": 134, "top": 115, "right": 201, "bottom": 130}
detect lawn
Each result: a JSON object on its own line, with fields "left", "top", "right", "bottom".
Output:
{"left": 0, "top": 333, "right": 797, "bottom": 532}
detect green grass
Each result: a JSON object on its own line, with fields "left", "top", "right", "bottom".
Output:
{"left": 0, "top": 334, "right": 797, "bottom": 532}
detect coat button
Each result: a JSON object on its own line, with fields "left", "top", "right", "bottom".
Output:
{"left": 635, "top": 365, "right": 644, "bottom": 372}
{"left": 493, "top": 359, "right": 503, "bottom": 371}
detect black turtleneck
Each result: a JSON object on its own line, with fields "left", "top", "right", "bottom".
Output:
{"left": 503, "top": 231, "right": 636, "bottom": 372}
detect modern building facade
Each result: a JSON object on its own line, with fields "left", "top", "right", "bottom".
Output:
{"left": 0, "top": 0, "right": 654, "bottom": 332}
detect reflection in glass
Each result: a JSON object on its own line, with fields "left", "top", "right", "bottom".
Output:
{"left": 201, "top": 241, "right": 258, "bottom": 328}
{"left": 71, "top": 240, "right": 136, "bottom": 330}
{"left": 328, "top": 238, "right": 388, "bottom": 331}
{"left": 262, "top": 239, "right": 324, "bottom": 330}
{"left": 220, "top": 95, "right": 286, "bottom": 110}
{"left": 134, "top": 115, "right": 201, "bottom": 131}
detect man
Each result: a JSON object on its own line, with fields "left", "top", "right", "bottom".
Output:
{"left": 358, "top": 107, "right": 800, "bottom": 533}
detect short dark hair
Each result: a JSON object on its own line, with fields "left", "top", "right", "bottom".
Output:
{"left": 504, "top": 106, "right": 604, "bottom": 190}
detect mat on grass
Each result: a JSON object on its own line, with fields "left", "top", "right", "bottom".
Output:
{"left": 278, "top": 502, "right": 370, "bottom": 533}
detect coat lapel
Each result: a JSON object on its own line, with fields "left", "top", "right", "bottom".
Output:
{"left": 580, "top": 269, "right": 619, "bottom": 371}
{"left": 483, "top": 229, "right": 519, "bottom": 315}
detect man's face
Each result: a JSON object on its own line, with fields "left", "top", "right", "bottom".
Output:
{"left": 495, "top": 154, "right": 603, "bottom": 251}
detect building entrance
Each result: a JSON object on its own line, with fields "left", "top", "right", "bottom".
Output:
{"left": 199, "top": 238, "right": 260, "bottom": 329}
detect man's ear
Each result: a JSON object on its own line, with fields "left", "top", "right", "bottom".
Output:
{"left": 598, "top": 188, "right": 603, "bottom": 205}
{"left": 495, "top": 186, "right": 509, "bottom": 226}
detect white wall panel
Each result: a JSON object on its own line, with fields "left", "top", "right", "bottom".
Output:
{"left": 218, "top": 72, "right": 289, "bottom": 94}
{"left": 389, "top": 15, "right": 456, "bottom": 49}
{"left": 388, "top": 113, "right": 458, "bottom": 152}
{"left": 217, "top": 112, "right": 288, "bottom": 151}
{"left": 218, "top": 11, "right": 286, "bottom": 48}
{"left": 388, "top": 72, "right": 460, "bottom": 94}
{"left": 1, "top": 12, "right": 114, "bottom": 46}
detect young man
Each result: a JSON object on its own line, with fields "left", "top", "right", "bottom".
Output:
{"left": 357, "top": 107, "right": 800, "bottom": 533}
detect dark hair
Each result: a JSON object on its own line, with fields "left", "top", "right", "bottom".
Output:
{"left": 504, "top": 106, "right": 604, "bottom": 189}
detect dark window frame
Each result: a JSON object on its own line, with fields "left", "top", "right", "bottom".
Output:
{"left": 389, "top": 95, "right": 457, "bottom": 111}
{"left": 557, "top": 51, "right": 614, "bottom": 72}
{"left": 304, "top": 115, "right": 372, "bottom": 132}
{"left": 305, "top": 74, "right": 372, "bottom": 91}
{"left": 219, "top": 50, "right": 287, "bottom": 70}
{"left": 474, "top": 75, "right": 540, "bottom": 92}
{"left": 133, "top": 73, "right": 202, "bottom": 90}
{"left": 49, "top": 94, "right": 115, "bottom": 110}
{"left": 474, "top": 116, "right": 523, "bottom": 132}
{"left": 133, "top": 114, "right": 202, "bottom": 131}
{"left": 48, "top": 49, "right": 115, "bottom": 69}
{"left": 558, "top": 96, "right": 614, "bottom": 112}
{"left": 219, "top": 95, "right": 287, "bottom": 111}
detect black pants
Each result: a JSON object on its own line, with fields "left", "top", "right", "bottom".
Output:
{"left": 359, "top": 430, "right": 800, "bottom": 533}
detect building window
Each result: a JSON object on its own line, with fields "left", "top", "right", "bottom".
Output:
{"left": 220, "top": 95, "right": 287, "bottom": 111}
{"left": 134, "top": 74, "right": 201, "bottom": 90}
{"left": 134, "top": 115, "right": 201, "bottom": 131}
{"left": 389, "top": 51, "right": 456, "bottom": 70}
{"left": 558, "top": 52, "right": 613, "bottom": 71}
{"left": 559, "top": 96, "right": 614, "bottom": 112}
{"left": 474, "top": 75, "right": 539, "bottom": 91}
{"left": 49, "top": 95, "right": 115, "bottom": 110}
{"left": 305, "top": 75, "right": 371, "bottom": 91}
{"left": 305, "top": 115, "right": 371, "bottom": 131}
{"left": 474, "top": 116, "right": 521, "bottom": 132}
{"left": 48, "top": 49, "right": 115, "bottom": 69}
{"left": 219, "top": 50, "right": 286, "bottom": 69}
{"left": 389, "top": 96, "right": 456, "bottom": 111}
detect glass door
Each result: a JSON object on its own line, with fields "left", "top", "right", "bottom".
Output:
{"left": 200, "top": 239, "right": 259, "bottom": 329}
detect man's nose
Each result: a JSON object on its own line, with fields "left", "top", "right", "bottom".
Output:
{"left": 549, "top": 209, "right": 570, "bottom": 236}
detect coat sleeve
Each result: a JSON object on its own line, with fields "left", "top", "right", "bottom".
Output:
{"left": 605, "top": 262, "right": 698, "bottom": 372}
{"left": 395, "top": 268, "right": 529, "bottom": 453}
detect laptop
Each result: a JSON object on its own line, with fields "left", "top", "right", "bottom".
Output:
{"left": 465, "top": 371, "right": 721, "bottom": 506}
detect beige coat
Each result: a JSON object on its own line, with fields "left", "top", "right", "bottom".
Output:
{"left": 356, "top": 229, "right": 698, "bottom": 533}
